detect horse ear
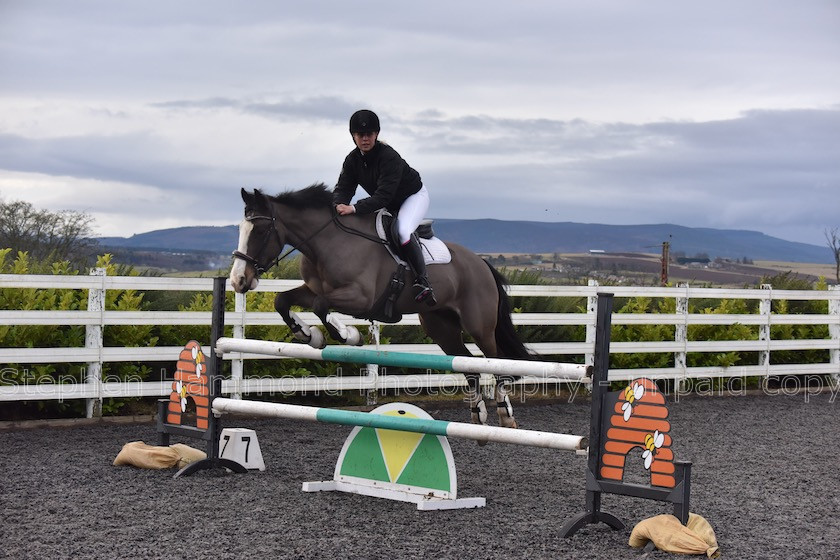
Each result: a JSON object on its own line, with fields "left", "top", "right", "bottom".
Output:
{"left": 241, "top": 188, "right": 268, "bottom": 209}
{"left": 252, "top": 189, "right": 268, "bottom": 206}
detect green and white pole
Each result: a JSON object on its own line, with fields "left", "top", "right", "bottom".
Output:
{"left": 211, "top": 398, "right": 587, "bottom": 451}
{"left": 214, "top": 337, "right": 590, "bottom": 379}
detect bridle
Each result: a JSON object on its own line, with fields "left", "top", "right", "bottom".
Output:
{"left": 231, "top": 207, "right": 342, "bottom": 276}
{"left": 232, "top": 205, "right": 388, "bottom": 276}
{"left": 231, "top": 213, "right": 287, "bottom": 275}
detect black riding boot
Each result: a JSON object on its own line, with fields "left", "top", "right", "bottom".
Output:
{"left": 402, "top": 235, "right": 437, "bottom": 305}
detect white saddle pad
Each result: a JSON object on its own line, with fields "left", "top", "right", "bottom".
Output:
{"left": 419, "top": 236, "right": 451, "bottom": 265}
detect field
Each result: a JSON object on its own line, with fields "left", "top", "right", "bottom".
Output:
{"left": 754, "top": 260, "right": 838, "bottom": 279}
{"left": 117, "top": 246, "right": 838, "bottom": 288}
{"left": 484, "top": 252, "right": 838, "bottom": 287}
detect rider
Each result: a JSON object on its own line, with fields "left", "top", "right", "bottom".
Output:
{"left": 333, "top": 109, "right": 436, "bottom": 305}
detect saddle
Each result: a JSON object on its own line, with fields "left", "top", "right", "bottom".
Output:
{"left": 375, "top": 210, "right": 450, "bottom": 264}
{"left": 361, "top": 210, "right": 451, "bottom": 323}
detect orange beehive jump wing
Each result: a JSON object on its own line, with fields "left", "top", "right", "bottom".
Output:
{"left": 600, "top": 378, "right": 677, "bottom": 488}
{"left": 166, "top": 340, "right": 210, "bottom": 431}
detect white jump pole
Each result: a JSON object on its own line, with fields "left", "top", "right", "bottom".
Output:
{"left": 214, "top": 337, "right": 590, "bottom": 379}
{"left": 212, "top": 397, "right": 587, "bottom": 451}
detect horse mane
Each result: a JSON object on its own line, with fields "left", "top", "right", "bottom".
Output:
{"left": 266, "top": 183, "right": 334, "bottom": 209}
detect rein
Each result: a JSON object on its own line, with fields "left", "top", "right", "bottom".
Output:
{"left": 232, "top": 207, "right": 385, "bottom": 276}
{"left": 333, "top": 212, "right": 388, "bottom": 245}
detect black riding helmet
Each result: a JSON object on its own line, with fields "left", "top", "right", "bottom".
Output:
{"left": 349, "top": 109, "right": 380, "bottom": 134}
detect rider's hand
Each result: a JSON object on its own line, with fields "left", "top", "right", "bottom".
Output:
{"left": 336, "top": 204, "right": 356, "bottom": 216}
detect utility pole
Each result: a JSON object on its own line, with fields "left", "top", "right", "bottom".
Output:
{"left": 660, "top": 241, "right": 670, "bottom": 286}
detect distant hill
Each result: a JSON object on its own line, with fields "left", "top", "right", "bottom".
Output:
{"left": 98, "top": 220, "right": 833, "bottom": 264}
{"left": 433, "top": 220, "right": 831, "bottom": 263}
{"left": 99, "top": 226, "right": 238, "bottom": 253}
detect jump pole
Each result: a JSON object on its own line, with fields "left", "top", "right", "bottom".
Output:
{"left": 212, "top": 397, "right": 587, "bottom": 451}
{"left": 214, "top": 337, "right": 590, "bottom": 380}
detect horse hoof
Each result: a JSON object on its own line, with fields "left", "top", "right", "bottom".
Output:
{"left": 497, "top": 412, "right": 517, "bottom": 428}
{"left": 308, "top": 327, "right": 326, "bottom": 349}
{"left": 470, "top": 415, "right": 489, "bottom": 447}
{"left": 344, "top": 326, "right": 363, "bottom": 346}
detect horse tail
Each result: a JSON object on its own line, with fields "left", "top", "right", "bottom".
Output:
{"left": 485, "top": 261, "right": 534, "bottom": 360}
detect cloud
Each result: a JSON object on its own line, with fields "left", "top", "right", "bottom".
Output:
{"left": 0, "top": 105, "right": 838, "bottom": 244}
{"left": 0, "top": 1, "right": 838, "bottom": 246}
{"left": 412, "top": 108, "right": 840, "bottom": 240}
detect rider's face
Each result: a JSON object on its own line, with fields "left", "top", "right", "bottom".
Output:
{"left": 352, "top": 131, "right": 378, "bottom": 153}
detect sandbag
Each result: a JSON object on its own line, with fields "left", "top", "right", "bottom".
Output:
{"left": 170, "top": 443, "right": 207, "bottom": 469}
{"left": 113, "top": 441, "right": 206, "bottom": 470}
{"left": 629, "top": 513, "right": 720, "bottom": 558}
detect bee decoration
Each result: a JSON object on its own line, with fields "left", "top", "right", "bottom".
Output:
{"left": 191, "top": 345, "right": 204, "bottom": 378}
{"left": 175, "top": 380, "right": 188, "bottom": 412}
{"left": 642, "top": 430, "right": 665, "bottom": 470}
{"left": 621, "top": 381, "right": 645, "bottom": 421}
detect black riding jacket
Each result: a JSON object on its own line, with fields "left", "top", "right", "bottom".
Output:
{"left": 333, "top": 141, "right": 423, "bottom": 215}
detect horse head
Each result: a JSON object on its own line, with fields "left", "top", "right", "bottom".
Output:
{"left": 229, "top": 188, "right": 286, "bottom": 293}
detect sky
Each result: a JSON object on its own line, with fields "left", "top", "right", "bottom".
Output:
{"left": 0, "top": 0, "right": 838, "bottom": 248}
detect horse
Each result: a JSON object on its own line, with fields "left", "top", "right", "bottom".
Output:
{"left": 229, "top": 183, "right": 533, "bottom": 428}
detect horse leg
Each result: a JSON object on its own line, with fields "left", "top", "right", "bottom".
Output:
{"left": 456, "top": 297, "right": 519, "bottom": 429}
{"left": 465, "top": 375, "right": 489, "bottom": 426}
{"left": 312, "top": 296, "right": 363, "bottom": 346}
{"left": 273, "top": 286, "right": 326, "bottom": 348}
{"left": 493, "top": 377, "right": 518, "bottom": 429}
{"left": 419, "top": 310, "right": 489, "bottom": 432}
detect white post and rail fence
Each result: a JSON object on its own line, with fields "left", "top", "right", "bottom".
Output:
{"left": 1, "top": 271, "right": 838, "bottom": 417}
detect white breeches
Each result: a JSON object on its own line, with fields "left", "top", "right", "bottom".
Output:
{"left": 397, "top": 185, "right": 429, "bottom": 244}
